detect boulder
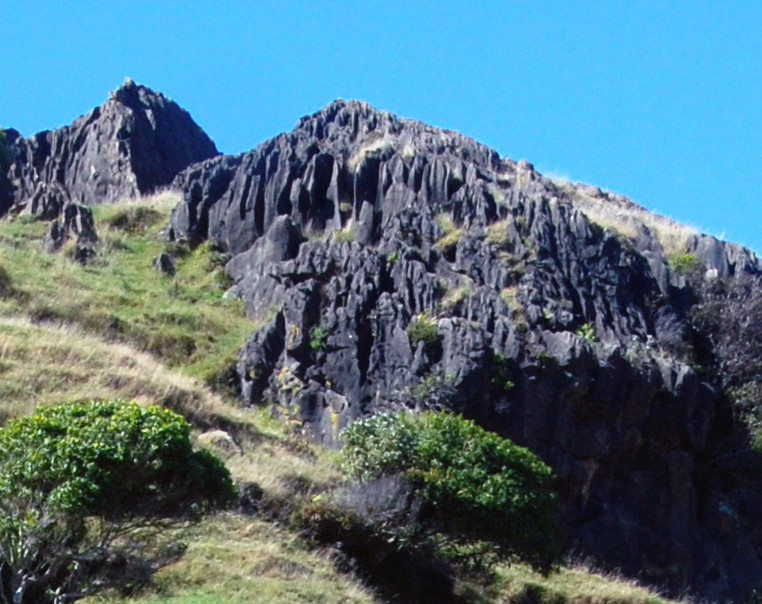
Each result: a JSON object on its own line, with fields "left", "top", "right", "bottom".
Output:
{"left": 43, "top": 202, "right": 99, "bottom": 263}
{"left": 152, "top": 252, "right": 175, "bottom": 276}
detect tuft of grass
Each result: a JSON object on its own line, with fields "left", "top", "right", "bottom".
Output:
{"left": 667, "top": 253, "right": 700, "bottom": 276}
{"left": 494, "top": 560, "right": 682, "bottom": 604}
{"left": 500, "top": 285, "right": 521, "bottom": 317}
{"left": 485, "top": 219, "right": 511, "bottom": 249}
{"left": 439, "top": 283, "right": 471, "bottom": 313}
{"left": 434, "top": 214, "right": 463, "bottom": 255}
{"left": 309, "top": 326, "right": 326, "bottom": 352}
{"left": 332, "top": 224, "right": 355, "bottom": 243}
{"left": 347, "top": 131, "right": 394, "bottom": 173}
{"left": 407, "top": 312, "right": 440, "bottom": 351}
{"left": 576, "top": 323, "right": 597, "bottom": 344}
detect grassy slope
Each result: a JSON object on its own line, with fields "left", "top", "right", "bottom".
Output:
{"left": 0, "top": 194, "right": 681, "bottom": 603}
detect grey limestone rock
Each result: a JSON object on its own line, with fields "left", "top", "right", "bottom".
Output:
{"left": 168, "top": 99, "right": 762, "bottom": 601}
{"left": 43, "top": 202, "right": 99, "bottom": 264}
{"left": 152, "top": 252, "right": 175, "bottom": 276}
{"left": 2, "top": 79, "right": 218, "bottom": 217}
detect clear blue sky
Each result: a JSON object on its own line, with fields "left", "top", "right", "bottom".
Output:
{"left": 3, "top": 1, "right": 761, "bottom": 252}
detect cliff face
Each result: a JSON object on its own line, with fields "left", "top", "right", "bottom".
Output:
{"left": 168, "top": 100, "right": 762, "bottom": 601}
{"left": 0, "top": 79, "right": 218, "bottom": 218}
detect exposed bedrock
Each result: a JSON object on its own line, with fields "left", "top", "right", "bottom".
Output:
{"left": 169, "top": 100, "right": 762, "bottom": 601}
{"left": 1, "top": 79, "right": 218, "bottom": 217}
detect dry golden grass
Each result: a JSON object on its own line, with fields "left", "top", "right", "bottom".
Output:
{"left": 347, "top": 130, "right": 395, "bottom": 173}
{"left": 85, "top": 513, "right": 378, "bottom": 604}
{"left": 495, "top": 560, "right": 684, "bottom": 604}
{"left": 434, "top": 213, "right": 463, "bottom": 253}
{"left": 485, "top": 218, "right": 511, "bottom": 248}
{"left": 555, "top": 181, "right": 697, "bottom": 257}
{"left": 0, "top": 313, "right": 335, "bottom": 467}
{"left": 0, "top": 315, "right": 219, "bottom": 421}
{"left": 439, "top": 283, "right": 471, "bottom": 313}
{"left": 224, "top": 438, "right": 341, "bottom": 498}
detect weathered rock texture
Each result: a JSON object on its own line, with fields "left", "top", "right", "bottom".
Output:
{"left": 0, "top": 79, "right": 218, "bottom": 217}
{"left": 43, "top": 202, "right": 99, "bottom": 264}
{"left": 167, "top": 100, "right": 762, "bottom": 601}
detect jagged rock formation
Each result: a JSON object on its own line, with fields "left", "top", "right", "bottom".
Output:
{"left": 43, "top": 202, "right": 99, "bottom": 264}
{"left": 168, "top": 100, "right": 762, "bottom": 601}
{"left": 0, "top": 79, "right": 218, "bottom": 217}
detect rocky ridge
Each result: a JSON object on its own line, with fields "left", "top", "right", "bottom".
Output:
{"left": 167, "top": 100, "right": 762, "bottom": 601}
{"left": 3, "top": 87, "right": 762, "bottom": 601}
{"left": 0, "top": 79, "right": 218, "bottom": 218}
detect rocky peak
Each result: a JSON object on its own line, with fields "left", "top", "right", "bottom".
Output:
{"left": 292, "top": 99, "right": 501, "bottom": 172}
{"left": 168, "top": 99, "right": 762, "bottom": 601}
{"left": 1, "top": 81, "right": 219, "bottom": 216}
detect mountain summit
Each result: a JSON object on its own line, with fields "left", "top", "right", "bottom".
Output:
{"left": 0, "top": 79, "right": 218, "bottom": 217}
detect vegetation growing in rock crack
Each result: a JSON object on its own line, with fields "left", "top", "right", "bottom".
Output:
{"left": 667, "top": 253, "right": 700, "bottom": 276}
{"left": 407, "top": 312, "right": 441, "bottom": 356}
{"left": 309, "top": 326, "right": 326, "bottom": 352}
{"left": 0, "top": 400, "right": 235, "bottom": 604}
{"left": 576, "top": 323, "right": 597, "bottom": 344}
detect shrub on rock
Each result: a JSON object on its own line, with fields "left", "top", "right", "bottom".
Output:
{"left": 341, "top": 411, "right": 563, "bottom": 572}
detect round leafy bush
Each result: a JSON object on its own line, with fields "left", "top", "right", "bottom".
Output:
{"left": 341, "top": 411, "right": 562, "bottom": 571}
{"left": 0, "top": 400, "right": 235, "bottom": 603}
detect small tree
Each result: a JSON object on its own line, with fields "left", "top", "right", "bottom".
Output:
{"left": 0, "top": 400, "right": 235, "bottom": 603}
{"left": 341, "top": 411, "right": 563, "bottom": 572}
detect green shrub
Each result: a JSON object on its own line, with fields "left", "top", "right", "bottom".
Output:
{"left": 576, "top": 323, "right": 597, "bottom": 344}
{"left": 0, "top": 400, "right": 235, "bottom": 603}
{"left": 341, "top": 411, "right": 562, "bottom": 572}
{"left": 407, "top": 313, "right": 441, "bottom": 355}
{"left": 667, "top": 253, "right": 700, "bottom": 276}
{"left": 310, "top": 326, "right": 326, "bottom": 352}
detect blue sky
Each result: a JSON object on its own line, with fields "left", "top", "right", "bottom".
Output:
{"left": 4, "top": 1, "right": 761, "bottom": 252}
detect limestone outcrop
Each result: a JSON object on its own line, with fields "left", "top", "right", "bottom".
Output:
{"left": 1, "top": 79, "right": 218, "bottom": 217}
{"left": 168, "top": 100, "right": 762, "bottom": 601}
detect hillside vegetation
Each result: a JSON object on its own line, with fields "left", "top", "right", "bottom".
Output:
{"left": 0, "top": 193, "right": 685, "bottom": 603}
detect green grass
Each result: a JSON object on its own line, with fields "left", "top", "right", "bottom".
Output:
{"left": 667, "top": 253, "right": 700, "bottom": 276}
{"left": 0, "top": 192, "right": 254, "bottom": 389}
{"left": 85, "top": 514, "right": 377, "bottom": 604}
